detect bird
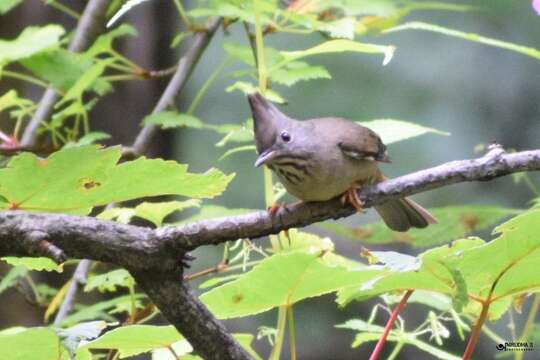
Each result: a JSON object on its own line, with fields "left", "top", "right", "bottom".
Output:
{"left": 247, "top": 93, "right": 437, "bottom": 232}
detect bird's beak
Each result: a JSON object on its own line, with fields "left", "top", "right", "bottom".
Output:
{"left": 254, "top": 147, "right": 279, "bottom": 167}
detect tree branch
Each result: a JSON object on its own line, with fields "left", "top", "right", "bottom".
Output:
{"left": 128, "top": 17, "right": 222, "bottom": 157}
{"left": 20, "top": 0, "right": 110, "bottom": 148}
{"left": 1, "top": 146, "right": 538, "bottom": 261}
{"left": 131, "top": 270, "right": 252, "bottom": 360}
{"left": 2, "top": 146, "right": 538, "bottom": 359}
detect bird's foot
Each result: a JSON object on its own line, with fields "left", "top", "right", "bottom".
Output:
{"left": 267, "top": 202, "right": 287, "bottom": 217}
{"left": 340, "top": 186, "right": 365, "bottom": 212}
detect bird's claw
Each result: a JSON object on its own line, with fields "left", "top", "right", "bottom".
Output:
{"left": 341, "top": 186, "right": 365, "bottom": 212}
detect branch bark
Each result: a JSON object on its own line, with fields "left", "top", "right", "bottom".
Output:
{"left": 131, "top": 270, "right": 252, "bottom": 360}
{"left": 1, "top": 146, "right": 538, "bottom": 261}
{"left": 20, "top": 0, "right": 110, "bottom": 147}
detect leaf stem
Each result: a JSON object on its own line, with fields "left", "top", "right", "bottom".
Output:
{"left": 187, "top": 58, "right": 229, "bottom": 115}
{"left": 41, "top": 0, "right": 80, "bottom": 19}
{"left": 462, "top": 300, "right": 490, "bottom": 360}
{"left": 369, "top": 290, "right": 413, "bottom": 360}
{"left": 287, "top": 305, "right": 297, "bottom": 360}
{"left": 2, "top": 70, "right": 51, "bottom": 90}
{"left": 172, "top": 0, "right": 191, "bottom": 29}
{"left": 270, "top": 305, "right": 288, "bottom": 360}
{"left": 386, "top": 340, "right": 405, "bottom": 360}
{"left": 515, "top": 294, "right": 540, "bottom": 360}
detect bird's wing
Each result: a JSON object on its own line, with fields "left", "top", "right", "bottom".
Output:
{"left": 336, "top": 122, "right": 390, "bottom": 163}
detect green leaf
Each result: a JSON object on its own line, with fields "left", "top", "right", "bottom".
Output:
{"left": 85, "top": 269, "right": 134, "bottom": 293}
{"left": 60, "top": 294, "right": 144, "bottom": 327}
{"left": 0, "top": 265, "right": 27, "bottom": 293}
{"left": 98, "top": 200, "right": 200, "bottom": 226}
{"left": 0, "top": 25, "right": 65, "bottom": 65}
{"left": 361, "top": 249, "right": 421, "bottom": 272}
{"left": 70, "top": 131, "right": 111, "bottom": 146}
{"left": 133, "top": 200, "right": 200, "bottom": 226}
{"left": 96, "top": 207, "right": 136, "bottom": 224}
{"left": 340, "top": 209, "right": 540, "bottom": 320}
{"left": 269, "top": 61, "right": 331, "bottom": 87}
{"left": 143, "top": 111, "right": 205, "bottom": 129}
{"left": 86, "top": 24, "right": 137, "bottom": 57}
{"left": 385, "top": 21, "right": 540, "bottom": 61}
{"left": 57, "top": 59, "right": 113, "bottom": 106}
{"left": 201, "top": 251, "right": 372, "bottom": 319}
{"left": 1, "top": 257, "right": 63, "bottom": 272}
{"left": 0, "top": 0, "right": 23, "bottom": 14}
{"left": 0, "top": 90, "right": 33, "bottom": 115}
{"left": 360, "top": 119, "right": 450, "bottom": 145}
{"left": 81, "top": 325, "right": 182, "bottom": 358}
{"left": 320, "top": 205, "right": 520, "bottom": 248}
{"left": 274, "top": 39, "right": 395, "bottom": 71}
{"left": 0, "top": 145, "right": 234, "bottom": 214}
{"left": 320, "top": 17, "right": 356, "bottom": 39}
{"left": 226, "top": 81, "right": 286, "bottom": 103}
{"left": 0, "top": 327, "right": 64, "bottom": 360}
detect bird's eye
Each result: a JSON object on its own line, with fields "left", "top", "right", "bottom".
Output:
{"left": 280, "top": 131, "right": 291, "bottom": 143}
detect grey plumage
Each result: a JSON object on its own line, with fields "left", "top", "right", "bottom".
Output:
{"left": 247, "top": 93, "right": 437, "bottom": 232}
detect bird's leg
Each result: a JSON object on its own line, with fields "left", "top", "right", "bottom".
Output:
{"left": 340, "top": 185, "right": 365, "bottom": 212}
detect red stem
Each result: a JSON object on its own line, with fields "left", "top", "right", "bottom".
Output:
{"left": 462, "top": 300, "right": 490, "bottom": 360}
{"left": 369, "top": 290, "right": 413, "bottom": 360}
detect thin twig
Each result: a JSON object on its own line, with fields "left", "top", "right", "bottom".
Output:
{"left": 20, "top": 0, "right": 110, "bottom": 148}
{"left": 369, "top": 290, "right": 413, "bottom": 360}
{"left": 131, "top": 17, "right": 222, "bottom": 156}
{"left": 53, "top": 260, "right": 91, "bottom": 325}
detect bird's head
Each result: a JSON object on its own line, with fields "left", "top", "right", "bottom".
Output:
{"left": 247, "top": 93, "right": 304, "bottom": 167}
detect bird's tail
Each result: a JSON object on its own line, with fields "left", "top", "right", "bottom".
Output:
{"left": 373, "top": 171, "right": 438, "bottom": 232}
{"left": 374, "top": 198, "right": 438, "bottom": 232}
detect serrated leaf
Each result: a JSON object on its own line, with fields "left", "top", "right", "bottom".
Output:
{"left": 270, "top": 61, "right": 331, "bottom": 86}
{"left": 0, "top": 25, "right": 65, "bottom": 65}
{"left": 0, "top": 145, "right": 234, "bottom": 214}
{"left": 320, "top": 17, "right": 356, "bottom": 39}
{"left": 340, "top": 209, "right": 540, "bottom": 320}
{"left": 85, "top": 269, "right": 134, "bottom": 293}
{"left": 0, "top": 0, "right": 23, "bottom": 14}
{"left": 57, "top": 59, "right": 113, "bottom": 106}
{"left": 361, "top": 249, "right": 421, "bottom": 272}
{"left": 360, "top": 119, "right": 450, "bottom": 145}
{"left": 143, "top": 111, "right": 204, "bottom": 129}
{"left": 200, "top": 251, "right": 371, "bottom": 319}
{"left": 70, "top": 131, "right": 111, "bottom": 147}
{"left": 320, "top": 206, "right": 520, "bottom": 248}
{"left": 0, "top": 327, "right": 64, "bottom": 360}
{"left": 97, "top": 208, "right": 136, "bottom": 224}
{"left": 226, "top": 81, "right": 285, "bottom": 103}
{"left": 21, "top": 50, "right": 93, "bottom": 92}
{"left": 1, "top": 257, "right": 63, "bottom": 272}
{"left": 60, "top": 294, "right": 144, "bottom": 327}
{"left": 134, "top": 199, "right": 200, "bottom": 226}
{"left": 275, "top": 39, "right": 395, "bottom": 70}
{"left": 86, "top": 24, "right": 137, "bottom": 57}
{"left": 385, "top": 21, "right": 540, "bottom": 61}
{"left": 81, "top": 325, "right": 180, "bottom": 358}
